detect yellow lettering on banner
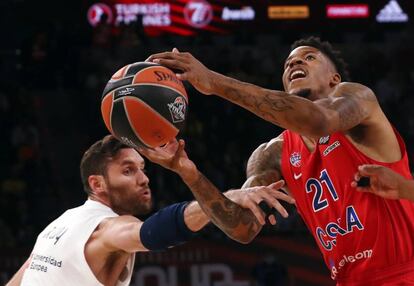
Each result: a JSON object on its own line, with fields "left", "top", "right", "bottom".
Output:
{"left": 268, "top": 6, "right": 309, "bottom": 19}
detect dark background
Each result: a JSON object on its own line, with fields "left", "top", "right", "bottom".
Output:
{"left": 0, "top": 0, "right": 413, "bottom": 285}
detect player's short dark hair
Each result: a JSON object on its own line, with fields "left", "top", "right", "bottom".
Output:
{"left": 80, "top": 135, "right": 129, "bottom": 195}
{"left": 290, "top": 36, "right": 350, "bottom": 82}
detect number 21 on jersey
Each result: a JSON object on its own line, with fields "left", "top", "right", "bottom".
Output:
{"left": 305, "top": 169, "right": 338, "bottom": 212}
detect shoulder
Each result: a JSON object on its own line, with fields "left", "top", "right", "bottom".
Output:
{"left": 332, "top": 82, "right": 377, "bottom": 103}
{"left": 94, "top": 216, "right": 141, "bottom": 238}
{"left": 260, "top": 133, "right": 284, "bottom": 153}
{"left": 86, "top": 215, "right": 143, "bottom": 254}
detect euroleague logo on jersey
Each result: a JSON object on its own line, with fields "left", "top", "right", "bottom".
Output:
{"left": 87, "top": 3, "right": 113, "bottom": 27}
{"left": 290, "top": 152, "right": 302, "bottom": 167}
{"left": 184, "top": 0, "right": 214, "bottom": 28}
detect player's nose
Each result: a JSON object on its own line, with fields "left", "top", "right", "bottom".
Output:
{"left": 289, "top": 57, "right": 304, "bottom": 68}
{"left": 137, "top": 170, "right": 150, "bottom": 186}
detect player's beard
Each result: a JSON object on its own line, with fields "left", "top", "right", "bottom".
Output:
{"left": 105, "top": 180, "right": 153, "bottom": 216}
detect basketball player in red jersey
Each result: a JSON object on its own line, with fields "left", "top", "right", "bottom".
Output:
{"left": 352, "top": 164, "right": 414, "bottom": 201}
{"left": 149, "top": 37, "right": 414, "bottom": 285}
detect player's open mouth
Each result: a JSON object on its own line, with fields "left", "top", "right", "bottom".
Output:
{"left": 289, "top": 68, "right": 306, "bottom": 82}
{"left": 140, "top": 189, "right": 151, "bottom": 198}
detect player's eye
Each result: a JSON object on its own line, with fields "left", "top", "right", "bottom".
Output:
{"left": 123, "top": 168, "right": 132, "bottom": 175}
{"left": 305, "top": 54, "right": 315, "bottom": 61}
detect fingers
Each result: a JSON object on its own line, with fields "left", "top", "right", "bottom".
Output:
{"left": 137, "top": 146, "right": 158, "bottom": 161}
{"left": 247, "top": 200, "right": 266, "bottom": 225}
{"left": 152, "top": 58, "right": 186, "bottom": 72}
{"left": 147, "top": 51, "right": 177, "bottom": 62}
{"left": 268, "top": 215, "right": 277, "bottom": 225}
{"left": 272, "top": 190, "right": 295, "bottom": 204}
{"left": 176, "top": 72, "right": 188, "bottom": 81}
{"left": 268, "top": 180, "right": 285, "bottom": 190}
{"left": 357, "top": 164, "right": 383, "bottom": 176}
{"left": 176, "top": 139, "right": 185, "bottom": 154}
{"left": 255, "top": 187, "right": 290, "bottom": 218}
{"left": 269, "top": 198, "right": 289, "bottom": 218}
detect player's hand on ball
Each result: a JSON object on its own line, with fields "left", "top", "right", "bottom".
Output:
{"left": 137, "top": 139, "right": 197, "bottom": 177}
{"left": 147, "top": 48, "right": 216, "bottom": 95}
{"left": 226, "top": 180, "right": 295, "bottom": 225}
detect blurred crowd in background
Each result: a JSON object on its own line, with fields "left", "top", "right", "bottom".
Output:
{"left": 1, "top": 7, "right": 414, "bottom": 262}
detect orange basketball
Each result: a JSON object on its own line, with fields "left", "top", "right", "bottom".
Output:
{"left": 101, "top": 62, "right": 188, "bottom": 148}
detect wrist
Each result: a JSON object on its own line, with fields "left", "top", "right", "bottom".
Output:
{"left": 400, "top": 178, "right": 414, "bottom": 200}
{"left": 223, "top": 189, "right": 240, "bottom": 203}
{"left": 179, "top": 168, "right": 201, "bottom": 186}
{"left": 209, "top": 71, "right": 225, "bottom": 95}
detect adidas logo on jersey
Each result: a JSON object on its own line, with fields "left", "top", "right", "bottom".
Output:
{"left": 376, "top": 0, "right": 408, "bottom": 23}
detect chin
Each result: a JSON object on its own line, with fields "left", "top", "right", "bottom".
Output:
{"left": 290, "top": 88, "right": 312, "bottom": 99}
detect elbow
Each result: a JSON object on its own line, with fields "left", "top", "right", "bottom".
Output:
{"left": 229, "top": 232, "right": 256, "bottom": 244}
{"left": 239, "top": 233, "right": 256, "bottom": 244}
{"left": 226, "top": 218, "right": 261, "bottom": 244}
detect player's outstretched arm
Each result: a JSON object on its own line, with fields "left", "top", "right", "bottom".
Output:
{"left": 92, "top": 202, "right": 197, "bottom": 253}
{"left": 351, "top": 164, "right": 414, "bottom": 201}
{"left": 138, "top": 139, "right": 294, "bottom": 243}
{"left": 148, "top": 51, "right": 379, "bottom": 138}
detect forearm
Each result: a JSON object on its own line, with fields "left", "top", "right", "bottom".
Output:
{"left": 210, "top": 72, "right": 327, "bottom": 136}
{"left": 181, "top": 171, "right": 261, "bottom": 243}
{"left": 183, "top": 191, "right": 253, "bottom": 232}
{"left": 183, "top": 201, "right": 210, "bottom": 232}
{"left": 400, "top": 179, "right": 414, "bottom": 201}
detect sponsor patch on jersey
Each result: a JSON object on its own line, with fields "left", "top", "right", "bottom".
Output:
{"left": 319, "top": 135, "right": 330, "bottom": 145}
{"left": 290, "top": 152, "right": 302, "bottom": 167}
{"left": 323, "top": 140, "right": 340, "bottom": 157}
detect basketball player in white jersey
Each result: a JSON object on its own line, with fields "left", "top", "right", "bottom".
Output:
{"left": 7, "top": 135, "right": 293, "bottom": 286}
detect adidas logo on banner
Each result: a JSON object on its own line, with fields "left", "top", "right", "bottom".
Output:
{"left": 376, "top": 0, "right": 408, "bottom": 23}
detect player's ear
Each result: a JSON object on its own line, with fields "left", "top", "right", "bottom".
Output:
{"left": 330, "top": 72, "right": 341, "bottom": 87}
{"left": 88, "top": 175, "right": 107, "bottom": 195}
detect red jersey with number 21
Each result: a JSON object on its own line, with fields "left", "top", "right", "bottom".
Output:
{"left": 281, "top": 129, "right": 414, "bottom": 285}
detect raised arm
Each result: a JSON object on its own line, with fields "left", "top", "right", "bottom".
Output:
{"left": 148, "top": 52, "right": 380, "bottom": 138}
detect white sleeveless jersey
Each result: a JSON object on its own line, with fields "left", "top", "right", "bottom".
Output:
{"left": 21, "top": 200, "right": 135, "bottom": 286}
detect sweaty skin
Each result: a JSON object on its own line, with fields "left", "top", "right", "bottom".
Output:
{"left": 148, "top": 46, "right": 401, "bottom": 197}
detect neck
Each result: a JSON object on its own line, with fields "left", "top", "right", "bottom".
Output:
{"left": 88, "top": 195, "right": 111, "bottom": 208}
